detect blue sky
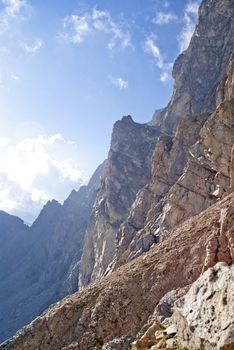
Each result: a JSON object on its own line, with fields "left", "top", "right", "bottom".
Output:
{"left": 0, "top": 0, "right": 200, "bottom": 222}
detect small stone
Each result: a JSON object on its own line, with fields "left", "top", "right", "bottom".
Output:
{"left": 155, "top": 330, "right": 164, "bottom": 340}
{"left": 165, "top": 324, "right": 177, "bottom": 336}
{"left": 166, "top": 338, "right": 176, "bottom": 348}
{"left": 155, "top": 339, "right": 166, "bottom": 349}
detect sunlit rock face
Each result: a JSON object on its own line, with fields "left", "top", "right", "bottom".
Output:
{"left": 156, "top": 0, "right": 234, "bottom": 134}
{"left": 108, "top": 8, "right": 234, "bottom": 269}
{"left": 0, "top": 162, "right": 105, "bottom": 342}
{"left": 79, "top": 0, "right": 234, "bottom": 285}
{"left": 79, "top": 116, "right": 160, "bottom": 288}
{"left": 2, "top": 193, "right": 234, "bottom": 350}
{"left": 1, "top": 0, "right": 234, "bottom": 346}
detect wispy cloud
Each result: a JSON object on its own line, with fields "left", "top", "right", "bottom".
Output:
{"left": 2, "top": 0, "right": 27, "bottom": 17}
{"left": 61, "top": 7, "right": 132, "bottom": 51}
{"left": 23, "top": 39, "right": 43, "bottom": 53}
{"left": 92, "top": 8, "right": 131, "bottom": 51}
{"left": 154, "top": 11, "right": 178, "bottom": 25}
{"left": 0, "top": 134, "right": 84, "bottom": 222}
{"left": 0, "top": 0, "right": 29, "bottom": 33}
{"left": 110, "top": 76, "right": 128, "bottom": 90}
{"left": 62, "top": 15, "right": 90, "bottom": 44}
{"left": 178, "top": 1, "right": 200, "bottom": 52}
{"left": 144, "top": 34, "right": 173, "bottom": 83}
{"left": 144, "top": 34, "right": 164, "bottom": 69}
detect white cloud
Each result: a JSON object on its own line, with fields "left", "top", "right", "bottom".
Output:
{"left": 63, "top": 15, "right": 90, "bottom": 44}
{"left": 144, "top": 34, "right": 164, "bottom": 69}
{"left": 2, "top": 0, "right": 26, "bottom": 17}
{"left": 0, "top": 0, "right": 29, "bottom": 33}
{"left": 92, "top": 8, "right": 131, "bottom": 51}
{"left": 61, "top": 7, "right": 132, "bottom": 51}
{"left": 178, "top": 1, "right": 200, "bottom": 52}
{"left": 160, "top": 72, "right": 170, "bottom": 82}
{"left": 154, "top": 11, "right": 177, "bottom": 25}
{"left": 23, "top": 39, "right": 43, "bottom": 53}
{"left": 164, "top": 1, "right": 170, "bottom": 8}
{"left": 144, "top": 35, "right": 173, "bottom": 83}
{"left": 110, "top": 76, "right": 128, "bottom": 90}
{"left": 0, "top": 134, "right": 84, "bottom": 223}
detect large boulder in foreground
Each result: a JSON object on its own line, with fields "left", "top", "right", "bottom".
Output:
{"left": 174, "top": 262, "right": 234, "bottom": 350}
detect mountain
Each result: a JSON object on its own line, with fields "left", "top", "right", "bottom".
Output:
{"left": 1, "top": 0, "right": 234, "bottom": 348}
{"left": 79, "top": 116, "right": 160, "bottom": 287}
{"left": 0, "top": 162, "right": 105, "bottom": 342}
{"left": 2, "top": 192, "right": 234, "bottom": 349}
{"left": 79, "top": 0, "right": 234, "bottom": 287}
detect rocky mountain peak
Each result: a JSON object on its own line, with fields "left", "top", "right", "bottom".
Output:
{"left": 158, "top": 0, "right": 234, "bottom": 133}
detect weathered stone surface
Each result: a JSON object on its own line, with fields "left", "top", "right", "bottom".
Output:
{"left": 2, "top": 193, "right": 234, "bottom": 350}
{"left": 79, "top": 116, "right": 159, "bottom": 288}
{"left": 149, "top": 287, "right": 189, "bottom": 324}
{"left": 112, "top": 113, "right": 209, "bottom": 268}
{"left": 157, "top": 0, "right": 234, "bottom": 134}
{"left": 174, "top": 262, "right": 234, "bottom": 350}
{"left": 203, "top": 204, "right": 234, "bottom": 271}
{"left": 113, "top": 87, "right": 234, "bottom": 269}
{"left": 230, "top": 145, "right": 234, "bottom": 192}
{"left": 102, "top": 336, "right": 134, "bottom": 350}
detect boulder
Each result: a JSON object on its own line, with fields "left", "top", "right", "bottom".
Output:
{"left": 173, "top": 262, "right": 234, "bottom": 350}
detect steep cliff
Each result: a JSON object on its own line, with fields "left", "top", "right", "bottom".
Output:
{"left": 1, "top": 0, "right": 234, "bottom": 347}
{"left": 113, "top": 50, "right": 234, "bottom": 269}
{"left": 79, "top": 0, "right": 234, "bottom": 281}
{"left": 79, "top": 117, "right": 159, "bottom": 287}
{"left": 156, "top": 0, "right": 234, "bottom": 133}
{"left": 2, "top": 193, "right": 234, "bottom": 350}
{"left": 0, "top": 162, "right": 105, "bottom": 342}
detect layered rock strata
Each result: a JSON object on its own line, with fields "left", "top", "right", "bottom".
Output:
{"left": 79, "top": 117, "right": 159, "bottom": 288}
{"left": 79, "top": 0, "right": 234, "bottom": 283}
{"left": 2, "top": 193, "right": 234, "bottom": 350}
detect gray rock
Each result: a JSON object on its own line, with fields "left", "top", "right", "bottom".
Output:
{"left": 173, "top": 262, "right": 234, "bottom": 350}
{"left": 102, "top": 336, "right": 134, "bottom": 350}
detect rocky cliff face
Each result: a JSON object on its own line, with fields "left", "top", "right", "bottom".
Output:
{"left": 114, "top": 51, "right": 234, "bottom": 268}
{"left": 79, "top": 0, "right": 234, "bottom": 280}
{"left": 1, "top": 0, "right": 234, "bottom": 347}
{"left": 0, "top": 162, "right": 105, "bottom": 342}
{"left": 2, "top": 193, "right": 234, "bottom": 350}
{"left": 156, "top": 0, "right": 234, "bottom": 133}
{"left": 79, "top": 117, "right": 159, "bottom": 287}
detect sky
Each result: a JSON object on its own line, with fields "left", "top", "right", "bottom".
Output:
{"left": 0, "top": 0, "right": 201, "bottom": 223}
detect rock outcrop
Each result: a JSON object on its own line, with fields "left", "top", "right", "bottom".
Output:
{"left": 1, "top": 0, "right": 234, "bottom": 346}
{"left": 78, "top": 0, "right": 234, "bottom": 281}
{"left": 2, "top": 193, "right": 234, "bottom": 350}
{"left": 0, "top": 162, "right": 105, "bottom": 342}
{"left": 109, "top": 19, "right": 234, "bottom": 269}
{"left": 79, "top": 117, "right": 159, "bottom": 288}
{"left": 157, "top": 0, "right": 234, "bottom": 134}
{"left": 174, "top": 262, "right": 234, "bottom": 350}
